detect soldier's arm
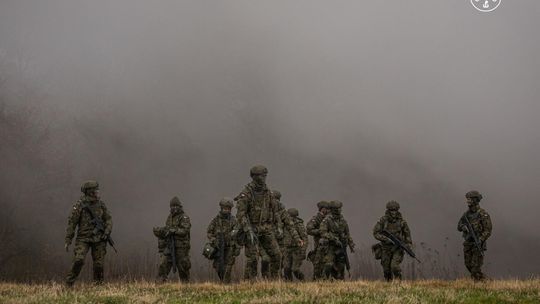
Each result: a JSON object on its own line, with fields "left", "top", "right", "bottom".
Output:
{"left": 344, "top": 221, "right": 356, "bottom": 250}
{"left": 207, "top": 218, "right": 217, "bottom": 244}
{"left": 402, "top": 221, "right": 412, "bottom": 245}
{"left": 373, "top": 219, "right": 387, "bottom": 242}
{"left": 299, "top": 222, "right": 309, "bottom": 242}
{"left": 480, "top": 212, "right": 492, "bottom": 242}
{"left": 175, "top": 215, "right": 191, "bottom": 236}
{"left": 101, "top": 202, "right": 113, "bottom": 236}
{"left": 457, "top": 214, "right": 467, "bottom": 232}
{"left": 306, "top": 216, "right": 321, "bottom": 236}
{"left": 65, "top": 202, "right": 81, "bottom": 244}
{"left": 235, "top": 194, "right": 249, "bottom": 231}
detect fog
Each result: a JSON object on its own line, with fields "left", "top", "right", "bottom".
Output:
{"left": 1, "top": 1, "right": 539, "bottom": 280}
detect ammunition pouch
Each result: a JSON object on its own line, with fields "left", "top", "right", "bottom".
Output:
{"left": 372, "top": 243, "right": 382, "bottom": 260}
{"left": 202, "top": 242, "right": 217, "bottom": 260}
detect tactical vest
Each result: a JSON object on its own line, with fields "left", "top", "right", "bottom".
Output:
{"left": 383, "top": 217, "right": 405, "bottom": 241}
{"left": 166, "top": 213, "right": 190, "bottom": 247}
{"left": 215, "top": 215, "right": 235, "bottom": 244}
{"left": 246, "top": 188, "right": 275, "bottom": 225}
{"left": 463, "top": 210, "right": 487, "bottom": 235}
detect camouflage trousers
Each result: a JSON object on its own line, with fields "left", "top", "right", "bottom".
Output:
{"left": 158, "top": 247, "right": 191, "bottom": 282}
{"left": 283, "top": 247, "right": 306, "bottom": 281}
{"left": 66, "top": 240, "right": 107, "bottom": 285}
{"left": 243, "top": 225, "right": 281, "bottom": 280}
{"left": 380, "top": 245, "right": 404, "bottom": 281}
{"left": 212, "top": 246, "right": 239, "bottom": 283}
{"left": 321, "top": 244, "right": 346, "bottom": 280}
{"left": 308, "top": 246, "right": 325, "bottom": 280}
{"left": 463, "top": 242, "right": 485, "bottom": 280}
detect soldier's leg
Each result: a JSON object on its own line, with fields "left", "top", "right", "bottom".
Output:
{"left": 322, "top": 246, "right": 336, "bottom": 280}
{"left": 313, "top": 247, "right": 324, "bottom": 280}
{"left": 223, "top": 247, "right": 236, "bottom": 284}
{"left": 244, "top": 243, "right": 258, "bottom": 280}
{"left": 470, "top": 248, "right": 485, "bottom": 280}
{"left": 176, "top": 248, "right": 191, "bottom": 283}
{"left": 283, "top": 249, "right": 293, "bottom": 281}
{"left": 380, "top": 247, "right": 393, "bottom": 281}
{"left": 258, "top": 231, "right": 281, "bottom": 279}
{"left": 260, "top": 248, "right": 271, "bottom": 279}
{"left": 91, "top": 241, "right": 107, "bottom": 284}
{"left": 292, "top": 248, "right": 305, "bottom": 281}
{"left": 463, "top": 244, "right": 474, "bottom": 278}
{"left": 157, "top": 253, "right": 173, "bottom": 282}
{"left": 390, "top": 249, "right": 404, "bottom": 280}
{"left": 66, "top": 240, "right": 90, "bottom": 286}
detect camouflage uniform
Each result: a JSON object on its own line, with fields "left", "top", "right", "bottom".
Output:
{"left": 373, "top": 200, "right": 412, "bottom": 281}
{"left": 306, "top": 201, "right": 330, "bottom": 280}
{"left": 65, "top": 180, "right": 113, "bottom": 286}
{"left": 271, "top": 190, "right": 286, "bottom": 278}
{"left": 457, "top": 191, "right": 492, "bottom": 281}
{"left": 235, "top": 165, "right": 302, "bottom": 280}
{"left": 206, "top": 198, "right": 240, "bottom": 283}
{"left": 283, "top": 208, "right": 308, "bottom": 281}
{"left": 157, "top": 196, "right": 191, "bottom": 282}
{"left": 319, "top": 201, "right": 355, "bottom": 280}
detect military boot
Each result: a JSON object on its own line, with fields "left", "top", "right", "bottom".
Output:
{"left": 93, "top": 266, "right": 104, "bottom": 285}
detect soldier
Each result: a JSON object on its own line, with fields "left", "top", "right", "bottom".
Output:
{"left": 306, "top": 200, "right": 330, "bottom": 280}
{"left": 319, "top": 201, "right": 355, "bottom": 280}
{"left": 373, "top": 200, "right": 412, "bottom": 281}
{"left": 457, "top": 190, "right": 492, "bottom": 281}
{"left": 206, "top": 198, "right": 240, "bottom": 283}
{"left": 234, "top": 165, "right": 303, "bottom": 280}
{"left": 156, "top": 196, "right": 191, "bottom": 283}
{"left": 271, "top": 190, "right": 286, "bottom": 278}
{"left": 65, "top": 180, "right": 113, "bottom": 287}
{"left": 283, "top": 208, "right": 309, "bottom": 281}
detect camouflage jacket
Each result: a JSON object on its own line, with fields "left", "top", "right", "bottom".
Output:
{"left": 373, "top": 213, "right": 412, "bottom": 246}
{"left": 235, "top": 182, "right": 300, "bottom": 242}
{"left": 283, "top": 216, "right": 309, "bottom": 249}
{"left": 207, "top": 213, "right": 237, "bottom": 247}
{"left": 65, "top": 195, "right": 112, "bottom": 244}
{"left": 306, "top": 212, "right": 326, "bottom": 248}
{"left": 165, "top": 211, "right": 191, "bottom": 248}
{"left": 320, "top": 214, "right": 355, "bottom": 248}
{"left": 457, "top": 208, "right": 492, "bottom": 243}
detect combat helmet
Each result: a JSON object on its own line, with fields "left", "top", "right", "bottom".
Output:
{"left": 386, "top": 200, "right": 400, "bottom": 210}
{"left": 287, "top": 208, "right": 299, "bottom": 217}
{"left": 317, "top": 200, "right": 329, "bottom": 210}
{"left": 465, "top": 190, "right": 483, "bottom": 201}
{"left": 219, "top": 197, "right": 234, "bottom": 208}
{"left": 250, "top": 165, "right": 268, "bottom": 176}
{"left": 81, "top": 180, "right": 99, "bottom": 193}
{"left": 332, "top": 200, "right": 343, "bottom": 209}
{"left": 170, "top": 196, "right": 182, "bottom": 207}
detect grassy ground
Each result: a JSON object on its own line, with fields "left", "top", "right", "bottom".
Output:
{"left": 0, "top": 280, "right": 539, "bottom": 304}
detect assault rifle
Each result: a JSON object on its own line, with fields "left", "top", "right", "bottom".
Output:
{"left": 81, "top": 202, "right": 118, "bottom": 253}
{"left": 463, "top": 215, "right": 484, "bottom": 256}
{"left": 381, "top": 230, "right": 421, "bottom": 263}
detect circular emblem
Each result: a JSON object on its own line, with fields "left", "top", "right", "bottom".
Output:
{"left": 471, "top": 0, "right": 501, "bottom": 12}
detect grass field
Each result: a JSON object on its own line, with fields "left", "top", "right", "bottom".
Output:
{"left": 1, "top": 280, "right": 539, "bottom": 303}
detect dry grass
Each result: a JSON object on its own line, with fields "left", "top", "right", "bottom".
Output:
{"left": 0, "top": 279, "right": 539, "bottom": 303}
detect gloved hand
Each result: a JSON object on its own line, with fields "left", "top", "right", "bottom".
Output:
{"left": 349, "top": 243, "right": 356, "bottom": 253}
{"left": 100, "top": 233, "right": 109, "bottom": 241}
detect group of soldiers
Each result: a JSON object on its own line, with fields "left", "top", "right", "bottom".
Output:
{"left": 64, "top": 165, "right": 493, "bottom": 286}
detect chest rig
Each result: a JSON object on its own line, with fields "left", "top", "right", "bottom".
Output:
{"left": 247, "top": 187, "right": 275, "bottom": 225}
